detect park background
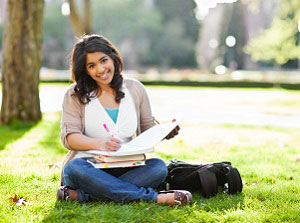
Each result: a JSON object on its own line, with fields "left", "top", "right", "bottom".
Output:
{"left": 0, "top": 0, "right": 300, "bottom": 222}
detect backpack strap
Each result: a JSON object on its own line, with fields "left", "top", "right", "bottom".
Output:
{"left": 198, "top": 168, "right": 218, "bottom": 198}
{"left": 226, "top": 166, "right": 243, "bottom": 194}
{"left": 208, "top": 162, "right": 243, "bottom": 194}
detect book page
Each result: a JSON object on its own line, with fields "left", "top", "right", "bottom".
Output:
{"left": 126, "top": 119, "right": 181, "bottom": 148}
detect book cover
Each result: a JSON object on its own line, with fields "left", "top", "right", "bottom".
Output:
{"left": 94, "top": 154, "right": 146, "bottom": 162}
{"left": 86, "top": 158, "right": 145, "bottom": 168}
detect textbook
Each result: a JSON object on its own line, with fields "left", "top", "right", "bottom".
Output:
{"left": 86, "top": 119, "right": 182, "bottom": 156}
{"left": 94, "top": 154, "right": 146, "bottom": 163}
{"left": 86, "top": 158, "right": 145, "bottom": 168}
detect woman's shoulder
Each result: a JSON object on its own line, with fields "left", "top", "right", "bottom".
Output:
{"left": 63, "top": 83, "right": 82, "bottom": 106}
{"left": 123, "top": 77, "right": 149, "bottom": 103}
{"left": 123, "top": 77, "right": 145, "bottom": 91}
{"left": 64, "top": 83, "right": 77, "bottom": 97}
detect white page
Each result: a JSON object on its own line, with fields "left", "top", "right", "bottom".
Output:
{"left": 126, "top": 120, "right": 181, "bottom": 148}
{"left": 86, "top": 119, "right": 181, "bottom": 156}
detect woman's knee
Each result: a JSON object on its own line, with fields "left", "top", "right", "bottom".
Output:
{"left": 64, "top": 158, "right": 87, "bottom": 178}
{"left": 147, "top": 158, "right": 168, "bottom": 181}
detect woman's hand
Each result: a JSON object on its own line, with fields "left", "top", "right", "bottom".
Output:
{"left": 165, "top": 119, "right": 180, "bottom": 140}
{"left": 105, "top": 137, "right": 121, "bottom": 151}
{"left": 94, "top": 137, "right": 121, "bottom": 151}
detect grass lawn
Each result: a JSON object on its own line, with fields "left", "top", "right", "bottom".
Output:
{"left": 0, "top": 85, "right": 300, "bottom": 222}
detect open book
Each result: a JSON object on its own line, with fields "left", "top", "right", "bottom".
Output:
{"left": 86, "top": 119, "right": 181, "bottom": 156}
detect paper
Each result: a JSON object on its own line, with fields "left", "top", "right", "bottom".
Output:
{"left": 86, "top": 119, "right": 181, "bottom": 156}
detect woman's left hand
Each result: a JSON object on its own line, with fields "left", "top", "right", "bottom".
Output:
{"left": 165, "top": 121, "right": 180, "bottom": 140}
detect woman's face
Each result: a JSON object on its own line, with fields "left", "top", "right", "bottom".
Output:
{"left": 86, "top": 52, "right": 115, "bottom": 88}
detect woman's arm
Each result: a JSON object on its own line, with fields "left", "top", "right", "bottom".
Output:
{"left": 60, "top": 85, "right": 120, "bottom": 151}
{"left": 66, "top": 133, "right": 120, "bottom": 151}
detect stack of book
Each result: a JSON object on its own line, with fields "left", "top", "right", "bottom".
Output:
{"left": 78, "top": 119, "right": 181, "bottom": 168}
{"left": 86, "top": 154, "right": 146, "bottom": 168}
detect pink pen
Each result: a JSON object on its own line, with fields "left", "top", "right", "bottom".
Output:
{"left": 103, "top": 123, "right": 114, "bottom": 137}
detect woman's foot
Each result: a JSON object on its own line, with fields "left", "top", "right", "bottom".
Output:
{"left": 57, "top": 186, "right": 78, "bottom": 201}
{"left": 156, "top": 190, "right": 192, "bottom": 206}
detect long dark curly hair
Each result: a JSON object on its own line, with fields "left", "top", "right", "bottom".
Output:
{"left": 70, "top": 34, "right": 125, "bottom": 104}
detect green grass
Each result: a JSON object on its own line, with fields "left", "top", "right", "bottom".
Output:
{"left": 0, "top": 112, "right": 299, "bottom": 222}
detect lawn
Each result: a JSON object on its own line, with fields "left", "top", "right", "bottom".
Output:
{"left": 0, "top": 87, "right": 300, "bottom": 222}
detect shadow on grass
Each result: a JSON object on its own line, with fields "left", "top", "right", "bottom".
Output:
{"left": 0, "top": 120, "right": 36, "bottom": 151}
{"left": 38, "top": 113, "right": 66, "bottom": 155}
{"left": 41, "top": 193, "right": 245, "bottom": 223}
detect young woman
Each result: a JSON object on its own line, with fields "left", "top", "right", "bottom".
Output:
{"left": 57, "top": 34, "right": 192, "bottom": 206}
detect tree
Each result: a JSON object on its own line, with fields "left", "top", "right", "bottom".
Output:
{"left": 245, "top": 0, "right": 300, "bottom": 65}
{"left": 91, "top": 0, "right": 162, "bottom": 69}
{"left": 218, "top": 1, "right": 247, "bottom": 69}
{"left": 68, "top": 0, "right": 92, "bottom": 37}
{"left": 152, "top": 0, "right": 199, "bottom": 68}
{"left": 1, "top": 0, "right": 44, "bottom": 124}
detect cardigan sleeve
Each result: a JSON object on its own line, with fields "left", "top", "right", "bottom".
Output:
{"left": 135, "top": 80, "right": 156, "bottom": 132}
{"left": 60, "top": 85, "right": 84, "bottom": 150}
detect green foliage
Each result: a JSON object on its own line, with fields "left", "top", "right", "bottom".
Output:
{"left": 88, "top": 0, "right": 199, "bottom": 68}
{"left": 37, "top": 0, "right": 200, "bottom": 69}
{"left": 245, "top": 0, "right": 300, "bottom": 64}
{"left": 92, "top": 0, "right": 161, "bottom": 43}
{"left": 43, "top": 1, "right": 69, "bottom": 48}
{"left": 149, "top": 0, "right": 199, "bottom": 68}
{"left": 218, "top": 2, "right": 247, "bottom": 69}
{"left": 91, "top": 0, "right": 163, "bottom": 69}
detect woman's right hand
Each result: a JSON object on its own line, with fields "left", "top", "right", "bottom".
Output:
{"left": 95, "top": 137, "right": 121, "bottom": 152}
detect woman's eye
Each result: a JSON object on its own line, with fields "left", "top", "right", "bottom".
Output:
{"left": 101, "top": 59, "right": 107, "bottom": 63}
{"left": 88, "top": 64, "right": 94, "bottom": 69}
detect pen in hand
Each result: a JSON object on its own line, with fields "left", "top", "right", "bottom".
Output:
{"left": 103, "top": 123, "right": 121, "bottom": 151}
{"left": 103, "top": 123, "right": 114, "bottom": 138}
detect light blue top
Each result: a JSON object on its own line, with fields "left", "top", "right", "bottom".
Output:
{"left": 104, "top": 108, "right": 119, "bottom": 123}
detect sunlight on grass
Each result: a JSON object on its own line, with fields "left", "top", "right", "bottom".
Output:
{"left": 0, "top": 113, "right": 64, "bottom": 176}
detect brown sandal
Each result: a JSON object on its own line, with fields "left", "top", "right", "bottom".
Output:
{"left": 158, "top": 190, "right": 192, "bottom": 206}
{"left": 57, "top": 186, "right": 77, "bottom": 201}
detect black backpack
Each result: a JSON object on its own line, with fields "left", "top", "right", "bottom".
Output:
{"left": 160, "top": 159, "right": 243, "bottom": 198}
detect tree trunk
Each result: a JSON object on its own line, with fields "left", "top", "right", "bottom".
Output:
{"left": 83, "top": 0, "right": 92, "bottom": 34}
{"left": 69, "top": 0, "right": 92, "bottom": 37}
{"left": 1, "top": 0, "right": 44, "bottom": 124}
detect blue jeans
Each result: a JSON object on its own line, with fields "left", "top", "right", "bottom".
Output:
{"left": 63, "top": 158, "right": 167, "bottom": 203}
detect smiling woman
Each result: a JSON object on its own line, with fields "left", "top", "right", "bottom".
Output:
{"left": 57, "top": 34, "right": 185, "bottom": 206}
{"left": 70, "top": 35, "right": 124, "bottom": 105}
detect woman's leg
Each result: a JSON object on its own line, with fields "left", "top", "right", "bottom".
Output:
{"left": 63, "top": 158, "right": 158, "bottom": 203}
{"left": 118, "top": 158, "right": 167, "bottom": 188}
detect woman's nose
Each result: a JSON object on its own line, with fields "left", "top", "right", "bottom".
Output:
{"left": 97, "top": 64, "right": 105, "bottom": 73}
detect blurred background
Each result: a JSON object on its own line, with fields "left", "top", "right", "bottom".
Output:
{"left": 0, "top": 0, "right": 299, "bottom": 84}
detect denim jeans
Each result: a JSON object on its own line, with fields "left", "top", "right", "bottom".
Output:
{"left": 63, "top": 158, "right": 167, "bottom": 203}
